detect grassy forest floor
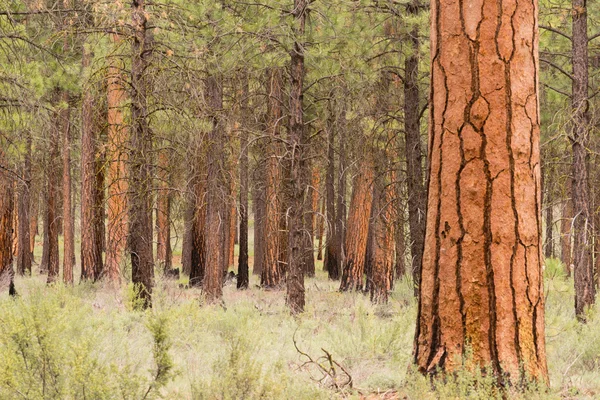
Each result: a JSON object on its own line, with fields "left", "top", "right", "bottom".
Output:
{"left": 1, "top": 239, "right": 600, "bottom": 399}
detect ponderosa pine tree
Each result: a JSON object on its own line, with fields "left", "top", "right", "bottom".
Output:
{"left": 261, "top": 68, "right": 284, "bottom": 288}
{"left": 570, "top": 0, "right": 595, "bottom": 320}
{"left": 286, "top": 0, "right": 308, "bottom": 313}
{"left": 45, "top": 90, "right": 68, "bottom": 284}
{"left": 81, "top": 47, "right": 101, "bottom": 282}
{"left": 414, "top": 0, "right": 548, "bottom": 382}
{"left": 106, "top": 34, "right": 129, "bottom": 285}
{"left": 340, "top": 157, "right": 374, "bottom": 292}
{"left": 62, "top": 91, "right": 74, "bottom": 285}
{"left": 129, "top": 0, "right": 154, "bottom": 307}
{"left": 404, "top": 0, "right": 426, "bottom": 295}
{"left": 156, "top": 145, "right": 172, "bottom": 272}
{"left": 16, "top": 133, "right": 32, "bottom": 276}
{"left": 237, "top": 73, "right": 250, "bottom": 289}
{"left": 0, "top": 150, "right": 15, "bottom": 295}
{"left": 204, "top": 74, "right": 225, "bottom": 301}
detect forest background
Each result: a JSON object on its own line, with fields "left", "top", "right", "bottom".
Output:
{"left": 1, "top": 0, "right": 600, "bottom": 398}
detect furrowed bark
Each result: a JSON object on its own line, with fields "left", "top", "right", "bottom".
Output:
{"left": 414, "top": 0, "right": 548, "bottom": 383}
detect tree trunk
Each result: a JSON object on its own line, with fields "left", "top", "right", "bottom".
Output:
{"left": 189, "top": 164, "right": 207, "bottom": 287}
{"left": 335, "top": 102, "right": 347, "bottom": 275}
{"left": 316, "top": 197, "right": 325, "bottom": 261}
{"left": 81, "top": 47, "right": 101, "bottom": 281}
{"left": 571, "top": 0, "right": 595, "bottom": 320}
{"left": 262, "top": 68, "right": 284, "bottom": 288}
{"left": 62, "top": 94, "right": 74, "bottom": 285}
{"left": 369, "top": 172, "right": 394, "bottom": 304}
{"left": 45, "top": 90, "right": 67, "bottom": 284}
{"left": 156, "top": 146, "right": 172, "bottom": 272}
{"left": 340, "top": 159, "right": 374, "bottom": 292}
{"left": 29, "top": 195, "right": 38, "bottom": 263}
{"left": 106, "top": 34, "right": 129, "bottom": 285}
{"left": 544, "top": 196, "right": 553, "bottom": 259}
{"left": 404, "top": 1, "right": 426, "bottom": 296}
{"left": 203, "top": 74, "right": 225, "bottom": 301}
{"left": 561, "top": 199, "right": 573, "bottom": 276}
{"left": 252, "top": 168, "right": 265, "bottom": 276}
{"left": 414, "top": 0, "right": 548, "bottom": 382}
{"left": 325, "top": 102, "right": 339, "bottom": 278}
{"left": 16, "top": 133, "right": 32, "bottom": 276}
{"left": 237, "top": 73, "right": 250, "bottom": 289}
{"left": 129, "top": 0, "right": 154, "bottom": 307}
{"left": 286, "top": 0, "right": 308, "bottom": 314}
{"left": 94, "top": 143, "right": 106, "bottom": 277}
{"left": 0, "top": 151, "right": 15, "bottom": 295}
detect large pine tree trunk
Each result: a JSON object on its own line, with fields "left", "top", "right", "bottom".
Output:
{"left": 415, "top": 0, "right": 548, "bottom": 382}
{"left": 286, "top": 0, "right": 308, "bottom": 313}
{"left": 129, "top": 0, "right": 154, "bottom": 307}
{"left": 16, "top": 133, "right": 32, "bottom": 276}
{"left": 404, "top": 1, "right": 426, "bottom": 295}
{"left": 340, "top": 159, "right": 374, "bottom": 292}
{"left": 106, "top": 34, "right": 129, "bottom": 285}
{"left": 571, "top": 0, "right": 595, "bottom": 319}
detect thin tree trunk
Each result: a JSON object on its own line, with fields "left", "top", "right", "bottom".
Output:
{"left": 262, "top": 68, "right": 284, "bottom": 288}
{"left": 129, "top": 0, "right": 154, "bottom": 307}
{"left": 252, "top": 168, "right": 265, "bottom": 276}
{"left": 156, "top": 146, "right": 172, "bottom": 272}
{"left": 561, "top": 199, "right": 573, "bottom": 276}
{"left": 0, "top": 150, "right": 15, "bottom": 295}
{"left": 16, "top": 133, "right": 32, "bottom": 276}
{"left": 81, "top": 47, "right": 101, "bottom": 281}
{"left": 369, "top": 172, "right": 394, "bottom": 303}
{"left": 106, "top": 34, "right": 129, "bottom": 285}
{"left": 316, "top": 197, "right": 325, "bottom": 261}
{"left": 62, "top": 94, "right": 74, "bottom": 285}
{"left": 340, "top": 159, "right": 374, "bottom": 291}
{"left": 286, "top": 0, "right": 308, "bottom": 313}
{"left": 189, "top": 165, "right": 207, "bottom": 287}
{"left": 325, "top": 102, "right": 339, "bottom": 278}
{"left": 204, "top": 74, "right": 225, "bottom": 301}
{"left": 46, "top": 90, "right": 67, "bottom": 284}
{"left": 404, "top": 1, "right": 426, "bottom": 295}
{"left": 237, "top": 73, "right": 250, "bottom": 289}
{"left": 571, "top": 0, "right": 595, "bottom": 320}
{"left": 414, "top": 0, "right": 548, "bottom": 382}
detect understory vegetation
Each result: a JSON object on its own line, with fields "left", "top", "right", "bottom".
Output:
{"left": 1, "top": 258, "right": 598, "bottom": 400}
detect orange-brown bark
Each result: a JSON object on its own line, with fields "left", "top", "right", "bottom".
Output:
{"left": 339, "top": 158, "right": 374, "bottom": 291}
{"left": 105, "top": 34, "right": 129, "bottom": 285}
{"left": 369, "top": 173, "right": 395, "bottom": 303}
{"left": 0, "top": 151, "right": 15, "bottom": 295}
{"left": 62, "top": 95, "right": 74, "bottom": 284}
{"left": 261, "top": 68, "right": 284, "bottom": 288}
{"left": 415, "top": 0, "right": 548, "bottom": 383}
